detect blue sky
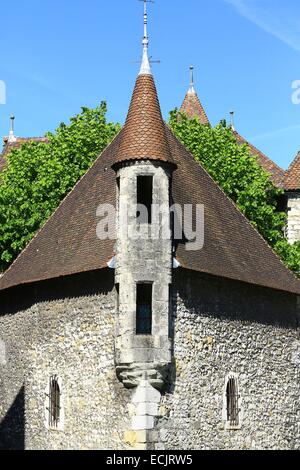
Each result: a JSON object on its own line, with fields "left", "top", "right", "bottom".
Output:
{"left": 0, "top": 0, "right": 300, "bottom": 169}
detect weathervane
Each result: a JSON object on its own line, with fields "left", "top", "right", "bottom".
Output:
{"left": 189, "top": 65, "right": 195, "bottom": 94}
{"left": 137, "top": 0, "right": 160, "bottom": 75}
{"left": 8, "top": 113, "right": 17, "bottom": 143}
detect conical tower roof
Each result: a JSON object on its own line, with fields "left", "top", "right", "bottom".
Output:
{"left": 113, "top": 0, "right": 174, "bottom": 168}
{"left": 180, "top": 66, "right": 210, "bottom": 125}
{"left": 113, "top": 74, "right": 174, "bottom": 167}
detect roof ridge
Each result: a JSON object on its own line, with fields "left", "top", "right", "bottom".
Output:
{"left": 166, "top": 124, "right": 300, "bottom": 292}
{"left": 0, "top": 129, "right": 123, "bottom": 286}
{"left": 285, "top": 150, "right": 300, "bottom": 190}
{"left": 233, "top": 130, "right": 285, "bottom": 188}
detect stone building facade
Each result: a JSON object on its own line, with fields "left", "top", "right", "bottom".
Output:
{"left": 1, "top": 7, "right": 300, "bottom": 450}
{"left": 180, "top": 70, "right": 300, "bottom": 245}
{"left": 286, "top": 193, "right": 300, "bottom": 244}
{"left": 0, "top": 270, "right": 299, "bottom": 450}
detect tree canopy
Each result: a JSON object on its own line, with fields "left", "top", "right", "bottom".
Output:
{"left": 0, "top": 104, "right": 298, "bottom": 278}
{"left": 168, "top": 110, "right": 300, "bottom": 277}
{"left": 0, "top": 102, "right": 120, "bottom": 271}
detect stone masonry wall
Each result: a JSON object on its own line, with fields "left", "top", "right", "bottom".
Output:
{"left": 1, "top": 267, "right": 299, "bottom": 450}
{"left": 287, "top": 192, "right": 300, "bottom": 243}
{"left": 0, "top": 269, "right": 132, "bottom": 450}
{"left": 155, "top": 271, "right": 300, "bottom": 451}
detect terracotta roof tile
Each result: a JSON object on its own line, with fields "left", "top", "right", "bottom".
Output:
{"left": 114, "top": 74, "right": 174, "bottom": 167}
{"left": 285, "top": 151, "right": 300, "bottom": 190}
{"left": 0, "top": 131, "right": 121, "bottom": 290}
{"left": 0, "top": 124, "right": 299, "bottom": 295}
{"left": 0, "top": 71, "right": 299, "bottom": 295}
{"left": 0, "top": 137, "right": 49, "bottom": 172}
{"left": 180, "top": 90, "right": 210, "bottom": 125}
{"left": 233, "top": 131, "right": 285, "bottom": 188}
{"left": 166, "top": 126, "right": 300, "bottom": 295}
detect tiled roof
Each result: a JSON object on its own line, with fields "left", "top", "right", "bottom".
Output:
{"left": 285, "top": 151, "right": 300, "bottom": 191}
{"left": 0, "top": 130, "right": 121, "bottom": 290}
{"left": 0, "top": 123, "right": 299, "bottom": 294}
{"left": 233, "top": 131, "right": 285, "bottom": 188}
{"left": 113, "top": 74, "right": 174, "bottom": 167}
{"left": 180, "top": 90, "right": 210, "bottom": 125}
{"left": 0, "top": 67, "right": 299, "bottom": 295}
{"left": 167, "top": 126, "right": 300, "bottom": 294}
{"left": 0, "top": 156, "right": 6, "bottom": 172}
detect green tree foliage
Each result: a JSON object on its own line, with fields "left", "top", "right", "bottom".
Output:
{"left": 169, "top": 110, "right": 300, "bottom": 277}
{"left": 275, "top": 240, "right": 300, "bottom": 277}
{"left": 0, "top": 102, "right": 120, "bottom": 271}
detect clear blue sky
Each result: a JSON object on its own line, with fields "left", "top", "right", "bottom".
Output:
{"left": 0, "top": 0, "right": 300, "bottom": 170}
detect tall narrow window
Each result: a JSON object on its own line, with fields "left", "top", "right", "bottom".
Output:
{"left": 116, "top": 283, "right": 120, "bottom": 313}
{"left": 49, "top": 375, "right": 61, "bottom": 429}
{"left": 226, "top": 376, "right": 240, "bottom": 427}
{"left": 137, "top": 176, "right": 153, "bottom": 224}
{"left": 136, "top": 284, "right": 152, "bottom": 335}
{"left": 168, "top": 284, "right": 172, "bottom": 339}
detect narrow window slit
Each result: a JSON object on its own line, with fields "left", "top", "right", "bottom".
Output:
{"left": 226, "top": 376, "right": 240, "bottom": 427}
{"left": 136, "top": 283, "right": 152, "bottom": 335}
{"left": 137, "top": 176, "right": 153, "bottom": 224}
{"left": 49, "top": 375, "right": 61, "bottom": 429}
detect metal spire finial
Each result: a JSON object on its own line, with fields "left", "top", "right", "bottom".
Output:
{"left": 8, "top": 113, "right": 17, "bottom": 143}
{"left": 139, "top": 0, "right": 153, "bottom": 76}
{"left": 230, "top": 110, "right": 235, "bottom": 131}
{"left": 188, "top": 65, "right": 195, "bottom": 94}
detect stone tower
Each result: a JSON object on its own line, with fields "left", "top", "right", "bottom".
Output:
{"left": 112, "top": 1, "right": 176, "bottom": 391}
{"left": 285, "top": 151, "right": 300, "bottom": 244}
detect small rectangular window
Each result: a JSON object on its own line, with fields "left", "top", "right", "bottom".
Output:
{"left": 137, "top": 176, "right": 153, "bottom": 224}
{"left": 49, "top": 375, "right": 61, "bottom": 429}
{"left": 136, "top": 284, "right": 152, "bottom": 335}
{"left": 226, "top": 377, "right": 240, "bottom": 427}
{"left": 116, "top": 284, "right": 120, "bottom": 313}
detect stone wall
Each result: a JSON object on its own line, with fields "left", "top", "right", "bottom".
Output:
{"left": 0, "top": 269, "right": 131, "bottom": 450}
{"left": 0, "top": 268, "right": 299, "bottom": 450}
{"left": 287, "top": 192, "right": 300, "bottom": 243}
{"left": 155, "top": 270, "right": 300, "bottom": 450}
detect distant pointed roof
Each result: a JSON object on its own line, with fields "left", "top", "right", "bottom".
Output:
{"left": 180, "top": 67, "right": 210, "bottom": 125}
{"left": 1, "top": 122, "right": 300, "bottom": 294}
{"left": 285, "top": 151, "right": 300, "bottom": 190}
{"left": 0, "top": 137, "right": 49, "bottom": 173}
{"left": 233, "top": 130, "right": 285, "bottom": 189}
{"left": 113, "top": 74, "right": 174, "bottom": 167}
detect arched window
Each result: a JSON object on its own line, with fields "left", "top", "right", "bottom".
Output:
{"left": 49, "top": 375, "right": 61, "bottom": 428}
{"left": 226, "top": 376, "right": 240, "bottom": 428}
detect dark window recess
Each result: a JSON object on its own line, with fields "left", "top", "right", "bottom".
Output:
{"left": 116, "top": 284, "right": 120, "bottom": 313}
{"left": 226, "top": 377, "right": 239, "bottom": 427}
{"left": 49, "top": 375, "right": 61, "bottom": 428}
{"left": 136, "top": 284, "right": 152, "bottom": 335}
{"left": 137, "top": 176, "right": 153, "bottom": 224}
{"left": 168, "top": 284, "right": 172, "bottom": 339}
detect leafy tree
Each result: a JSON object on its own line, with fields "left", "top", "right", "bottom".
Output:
{"left": 275, "top": 240, "right": 300, "bottom": 277}
{"left": 0, "top": 102, "right": 120, "bottom": 271}
{"left": 169, "top": 110, "right": 300, "bottom": 277}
